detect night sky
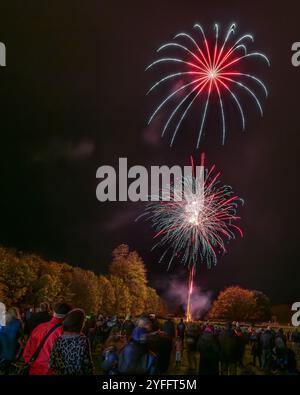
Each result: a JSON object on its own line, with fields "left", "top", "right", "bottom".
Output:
{"left": 0, "top": 1, "right": 299, "bottom": 304}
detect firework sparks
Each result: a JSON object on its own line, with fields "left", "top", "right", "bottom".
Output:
{"left": 136, "top": 153, "right": 243, "bottom": 270}
{"left": 186, "top": 265, "right": 195, "bottom": 322}
{"left": 136, "top": 154, "right": 243, "bottom": 321}
{"left": 146, "top": 23, "right": 270, "bottom": 147}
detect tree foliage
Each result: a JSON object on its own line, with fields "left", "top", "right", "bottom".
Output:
{"left": 109, "top": 275, "right": 131, "bottom": 316}
{"left": 98, "top": 275, "right": 116, "bottom": 316}
{"left": 207, "top": 286, "right": 271, "bottom": 322}
{"left": 109, "top": 244, "right": 148, "bottom": 316}
{"left": 144, "top": 287, "right": 166, "bottom": 316}
{"left": 0, "top": 245, "right": 165, "bottom": 317}
{"left": 0, "top": 248, "right": 39, "bottom": 305}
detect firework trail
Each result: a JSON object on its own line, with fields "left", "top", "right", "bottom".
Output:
{"left": 136, "top": 153, "right": 243, "bottom": 269}
{"left": 136, "top": 154, "right": 243, "bottom": 320}
{"left": 146, "top": 23, "right": 270, "bottom": 147}
{"left": 186, "top": 265, "right": 195, "bottom": 322}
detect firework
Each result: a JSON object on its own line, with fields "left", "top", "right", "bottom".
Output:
{"left": 146, "top": 23, "right": 270, "bottom": 147}
{"left": 136, "top": 153, "right": 243, "bottom": 270}
{"left": 137, "top": 154, "right": 243, "bottom": 320}
{"left": 186, "top": 265, "right": 195, "bottom": 322}
{"left": 137, "top": 154, "right": 243, "bottom": 321}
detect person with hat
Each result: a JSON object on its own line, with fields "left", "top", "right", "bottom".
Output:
{"left": 23, "top": 303, "right": 72, "bottom": 375}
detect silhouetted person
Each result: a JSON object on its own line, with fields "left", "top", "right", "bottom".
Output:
{"left": 218, "top": 323, "right": 240, "bottom": 375}
{"left": 197, "top": 325, "right": 220, "bottom": 375}
{"left": 260, "top": 327, "right": 274, "bottom": 371}
{"left": 162, "top": 317, "right": 175, "bottom": 339}
{"left": 26, "top": 303, "right": 51, "bottom": 335}
{"left": 177, "top": 319, "right": 186, "bottom": 342}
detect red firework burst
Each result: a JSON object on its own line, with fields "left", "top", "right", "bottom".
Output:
{"left": 146, "top": 23, "right": 270, "bottom": 147}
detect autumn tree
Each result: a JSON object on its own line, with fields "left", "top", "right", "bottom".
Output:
{"left": 98, "top": 275, "right": 116, "bottom": 316}
{"left": 0, "top": 281, "right": 5, "bottom": 303}
{"left": 109, "top": 275, "right": 131, "bottom": 316}
{"left": 68, "top": 267, "right": 100, "bottom": 314}
{"left": 208, "top": 286, "right": 256, "bottom": 322}
{"left": 0, "top": 245, "right": 167, "bottom": 318}
{"left": 144, "top": 287, "right": 160, "bottom": 314}
{"left": 251, "top": 290, "right": 271, "bottom": 322}
{"left": 207, "top": 286, "right": 271, "bottom": 322}
{"left": 109, "top": 244, "right": 148, "bottom": 316}
{"left": 0, "top": 248, "right": 39, "bottom": 305}
{"left": 56, "top": 263, "right": 77, "bottom": 303}
{"left": 27, "top": 261, "right": 75, "bottom": 306}
{"left": 157, "top": 298, "right": 167, "bottom": 316}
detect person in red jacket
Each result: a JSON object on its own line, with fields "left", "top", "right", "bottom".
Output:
{"left": 23, "top": 303, "right": 71, "bottom": 375}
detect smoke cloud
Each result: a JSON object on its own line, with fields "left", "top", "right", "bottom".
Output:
{"left": 156, "top": 275, "right": 213, "bottom": 319}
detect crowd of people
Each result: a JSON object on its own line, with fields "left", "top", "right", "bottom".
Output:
{"left": 0, "top": 302, "right": 299, "bottom": 375}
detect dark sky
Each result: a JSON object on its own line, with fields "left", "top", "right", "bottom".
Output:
{"left": 0, "top": 0, "right": 299, "bottom": 304}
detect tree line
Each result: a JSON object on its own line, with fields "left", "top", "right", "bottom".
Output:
{"left": 0, "top": 242, "right": 273, "bottom": 322}
{"left": 0, "top": 244, "right": 166, "bottom": 317}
